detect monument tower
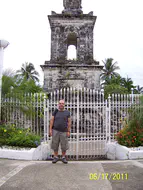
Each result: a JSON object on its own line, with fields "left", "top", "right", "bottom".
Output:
{"left": 41, "top": 0, "right": 103, "bottom": 91}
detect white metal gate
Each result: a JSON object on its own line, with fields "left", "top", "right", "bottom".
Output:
{"left": 44, "top": 88, "right": 110, "bottom": 160}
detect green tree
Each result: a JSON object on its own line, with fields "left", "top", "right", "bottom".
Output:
{"left": 16, "top": 62, "right": 39, "bottom": 83}
{"left": 1, "top": 70, "right": 44, "bottom": 130}
{"left": 14, "top": 78, "right": 43, "bottom": 93}
{"left": 121, "top": 77, "right": 135, "bottom": 93}
{"left": 102, "top": 75, "right": 123, "bottom": 86}
{"left": 104, "top": 84, "right": 128, "bottom": 99}
{"left": 2, "top": 68, "right": 43, "bottom": 95}
{"left": 100, "top": 58, "right": 141, "bottom": 97}
{"left": 134, "top": 85, "right": 143, "bottom": 94}
{"left": 2, "top": 69, "right": 16, "bottom": 95}
{"left": 100, "top": 58, "right": 120, "bottom": 81}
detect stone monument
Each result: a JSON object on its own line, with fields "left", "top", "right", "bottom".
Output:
{"left": 41, "top": 0, "right": 103, "bottom": 92}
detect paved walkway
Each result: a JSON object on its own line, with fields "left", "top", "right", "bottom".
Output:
{"left": 0, "top": 159, "right": 143, "bottom": 190}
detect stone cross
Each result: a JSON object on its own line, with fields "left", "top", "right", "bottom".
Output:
{"left": 63, "top": 0, "right": 82, "bottom": 9}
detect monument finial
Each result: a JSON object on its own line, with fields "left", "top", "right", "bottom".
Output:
{"left": 63, "top": 0, "right": 82, "bottom": 14}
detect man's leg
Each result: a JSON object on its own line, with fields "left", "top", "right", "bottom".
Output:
{"left": 51, "top": 130, "right": 60, "bottom": 163}
{"left": 60, "top": 132, "right": 69, "bottom": 164}
{"left": 54, "top": 151, "right": 58, "bottom": 157}
{"left": 61, "top": 151, "right": 68, "bottom": 164}
{"left": 52, "top": 150, "right": 59, "bottom": 164}
{"left": 62, "top": 151, "right": 66, "bottom": 157}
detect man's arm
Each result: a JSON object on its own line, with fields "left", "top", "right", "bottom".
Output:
{"left": 49, "top": 116, "right": 54, "bottom": 136}
{"left": 67, "top": 118, "right": 71, "bottom": 132}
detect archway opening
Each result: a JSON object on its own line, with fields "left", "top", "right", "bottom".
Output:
{"left": 67, "top": 45, "right": 76, "bottom": 60}
{"left": 66, "top": 32, "right": 77, "bottom": 60}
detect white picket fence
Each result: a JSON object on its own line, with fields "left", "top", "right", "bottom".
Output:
{"left": 1, "top": 88, "right": 142, "bottom": 160}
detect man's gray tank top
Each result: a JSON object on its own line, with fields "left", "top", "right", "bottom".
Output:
{"left": 52, "top": 109, "right": 70, "bottom": 132}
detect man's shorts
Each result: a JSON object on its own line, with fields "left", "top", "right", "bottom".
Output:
{"left": 51, "top": 129, "right": 69, "bottom": 152}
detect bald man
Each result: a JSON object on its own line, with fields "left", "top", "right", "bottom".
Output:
{"left": 49, "top": 100, "right": 71, "bottom": 164}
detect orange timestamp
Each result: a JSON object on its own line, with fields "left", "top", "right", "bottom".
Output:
{"left": 89, "top": 173, "right": 128, "bottom": 180}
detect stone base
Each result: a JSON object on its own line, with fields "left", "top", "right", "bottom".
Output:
{"left": 0, "top": 143, "right": 51, "bottom": 161}
{"left": 41, "top": 61, "right": 103, "bottom": 91}
{"left": 107, "top": 142, "right": 143, "bottom": 160}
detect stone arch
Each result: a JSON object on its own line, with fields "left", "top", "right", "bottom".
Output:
{"left": 66, "top": 32, "right": 78, "bottom": 59}
{"left": 66, "top": 32, "right": 77, "bottom": 47}
{"left": 67, "top": 45, "right": 76, "bottom": 59}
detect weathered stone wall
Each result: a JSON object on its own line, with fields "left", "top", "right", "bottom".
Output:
{"left": 49, "top": 16, "right": 96, "bottom": 62}
{"left": 42, "top": 63, "right": 102, "bottom": 91}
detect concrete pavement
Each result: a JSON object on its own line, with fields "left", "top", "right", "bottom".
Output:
{"left": 0, "top": 158, "right": 143, "bottom": 190}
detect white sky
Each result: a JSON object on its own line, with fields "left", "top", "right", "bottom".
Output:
{"left": 0, "top": 0, "right": 143, "bottom": 87}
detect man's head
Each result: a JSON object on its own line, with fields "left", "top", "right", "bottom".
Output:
{"left": 58, "top": 99, "right": 65, "bottom": 111}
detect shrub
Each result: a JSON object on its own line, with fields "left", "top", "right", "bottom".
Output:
{"left": 115, "top": 125, "right": 143, "bottom": 147}
{"left": 0, "top": 123, "right": 41, "bottom": 148}
{"left": 115, "top": 96, "right": 143, "bottom": 147}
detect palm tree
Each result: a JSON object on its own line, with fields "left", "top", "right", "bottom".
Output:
{"left": 135, "top": 85, "right": 143, "bottom": 94}
{"left": 102, "top": 75, "right": 123, "bottom": 86}
{"left": 16, "top": 62, "right": 39, "bottom": 83}
{"left": 121, "top": 76, "right": 135, "bottom": 93}
{"left": 2, "top": 69, "right": 16, "bottom": 95}
{"left": 100, "top": 58, "right": 120, "bottom": 81}
{"left": 1, "top": 69, "right": 42, "bottom": 125}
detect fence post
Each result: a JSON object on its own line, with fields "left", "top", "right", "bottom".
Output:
{"left": 105, "top": 99, "right": 108, "bottom": 141}
{"left": 76, "top": 88, "right": 79, "bottom": 160}
{"left": 131, "top": 88, "right": 134, "bottom": 104}
{"left": 108, "top": 94, "right": 111, "bottom": 142}
{"left": 44, "top": 94, "right": 49, "bottom": 142}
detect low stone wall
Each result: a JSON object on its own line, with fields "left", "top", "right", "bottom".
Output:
{"left": 107, "top": 142, "right": 143, "bottom": 160}
{"left": 0, "top": 142, "right": 51, "bottom": 161}
{"left": 1, "top": 141, "right": 143, "bottom": 160}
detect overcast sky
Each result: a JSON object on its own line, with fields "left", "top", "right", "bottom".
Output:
{"left": 0, "top": 0, "right": 143, "bottom": 87}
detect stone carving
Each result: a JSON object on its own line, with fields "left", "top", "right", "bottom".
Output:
{"left": 63, "top": 0, "right": 82, "bottom": 9}
{"left": 51, "top": 11, "right": 57, "bottom": 15}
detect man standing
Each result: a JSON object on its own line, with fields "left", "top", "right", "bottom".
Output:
{"left": 49, "top": 99, "right": 71, "bottom": 164}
